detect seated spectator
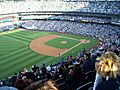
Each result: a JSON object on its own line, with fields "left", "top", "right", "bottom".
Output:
{"left": 9, "top": 73, "right": 18, "bottom": 87}
{"left": 32, "top": 65, "right": 39, "bottom": 73}
{"left": 24, "top": 72, "right": 35, "bottom": 82}
{"left": 15, "top": 79, "right": 28, "bottom": 90}
{"left": 25, "top": 79, "right": 45, "bottom": 90}
{"left": 93, "top": 52, "right": 120, "bottom": 90}
{"left": 79, "top": 56, "right": 85, "bottom": 65}
{"left": 67, "top": 63, "right": 85, "bottom": 90}
{"left": 82, "top": 53, "right": 95, "bottom": 73}
{"left": 41, "top": 64, "right": 47, "bottom": 75}
{"left": 68, "top": 55, "right": 73, "bottom": 61}
{"left": 39, "top": 79, "right": 58, "bottom": 90}
{"left": 73, "top": 64, "right": 85, "bottom": 82}
{"left": 82, "top": 48, "right": 87, "bottom": 55}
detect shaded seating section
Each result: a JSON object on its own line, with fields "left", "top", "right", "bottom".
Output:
{"left": 85, "top": 70, "right": 96, "bottom": 82}
{"left": 76, "top": 81, "right": 93, "bottom": 90}
{"left": 55, "top": 70, "right": 96, "bottom": 90}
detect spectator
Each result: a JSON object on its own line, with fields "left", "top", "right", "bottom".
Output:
{"left": 35, "top": 79, "right": 58, "bottom": 90}
{"left": 92, "top": 52, "right": 120, "bottom": 90}
{"left": 15, "top": 79, "right": 27, "bottom": 90}
{"left": 41, "top": 64, "right": 47, "bottom": 75}
{"left": 82, "top": 53, "right": 95, "bottom": 73}
{"left": 68, "top": 55, "right": 73, "bottom": 61}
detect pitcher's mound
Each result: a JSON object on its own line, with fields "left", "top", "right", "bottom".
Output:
{"left": 61, "top": 41, "right": 68, "bottom": 44}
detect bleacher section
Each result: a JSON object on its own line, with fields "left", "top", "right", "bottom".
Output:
{"left": 0, "top": 1, "right": 120, "bottom": 90}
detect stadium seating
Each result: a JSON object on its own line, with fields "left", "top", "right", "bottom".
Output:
{"left": 22, "top": 20, "right": 120, "bottom": 46}
{"left": 0, "top": 1, "right": 120, "bottom": 90}
{"left": 0, "top": 1, "right": 119, "bottom": 15}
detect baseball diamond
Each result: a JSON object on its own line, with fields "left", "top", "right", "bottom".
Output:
{"left": 0, "top": 0, "right": 120, "bottom": 90}
{"left": 0, "top": 1, "right": 119, "bottom": 90}
{"left": 29, "top": 34, "right": 90, "bottom": 56}
{"left": 0, "top": 29, "right": 99, "bottom": 79}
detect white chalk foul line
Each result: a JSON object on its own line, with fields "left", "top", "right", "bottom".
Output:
{"left": 57, "top": 35, "right": 90, "bottom": 56}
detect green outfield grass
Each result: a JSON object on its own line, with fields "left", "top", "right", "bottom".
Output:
{"left": 45, "top": 37, "right": 80, "bottom": 49}
{"left": 0, "top": 30, "right": 99, "bottom": 79}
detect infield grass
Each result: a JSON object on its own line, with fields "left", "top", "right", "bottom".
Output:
{"left": 0, "top": 29, "right": 99, "bottom": 79}
{"left": 45, "top": 37, "right": 80, "bottom": 49}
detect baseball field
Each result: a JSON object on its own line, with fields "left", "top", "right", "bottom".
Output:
{"left": 0, "top": 29, "right": 99, "bottom": 79}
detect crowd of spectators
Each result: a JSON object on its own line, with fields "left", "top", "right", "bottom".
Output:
{"left": 0, "top": 1, "right": 87, "bottom": 14}
{"left": 22, "top": 20, "right": 120, "bottom": 46}
{"left": 48, "top": 15, "right": 111, "bottom": 23}
{"left": 0, "top": 1, "right": 119, "bottom": 15}
{"left": 76, "top": 1, "right": 120, "bottom": 15}
{"left": 0, "top": 17, "right": 119, "bottom": 89}
{"left": 0, "top": 44, "right": 119, "bottom": 90}
{"left": 0, "top": 21, "right": 28, "bottom": 32}
{"left": 0, "top": 24, "right": 17, "bottom": 32}
{"left": 0, "top": 1, "right": 120, "bottom": 89}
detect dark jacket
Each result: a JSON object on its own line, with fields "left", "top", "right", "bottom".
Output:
{"left": 96, "top": 79, "right": 120, "bottom": 90}
{"left": 82, "top": 58, "right": 95, "bottom": 73}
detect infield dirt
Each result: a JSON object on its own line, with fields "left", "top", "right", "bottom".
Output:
{"left": 29, "top": 35, "right": 90, "bottom": 57}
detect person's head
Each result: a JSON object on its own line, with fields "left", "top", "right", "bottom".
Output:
{"left": 73, "top": 64, "right": 82, "bottom": 74}
{"left": 68, "top": 68, "right": 73, "bottom": 75}
{"left": 97, "top": 52, "right": 120, "bottom": 78}
{"left": 80, "top": 56, "right": 84, "bottom": 61}
{"left": 42, "top": 64, "right": 45, "bottom": 67}
{"left": 15, "top": 79, "right": 27, "bottom": 90}
{"left": 84, "top": 53, "right": 91, "bottom": 60}
{"left": 36, "top": 80, "right": 58, "bottom": 90}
